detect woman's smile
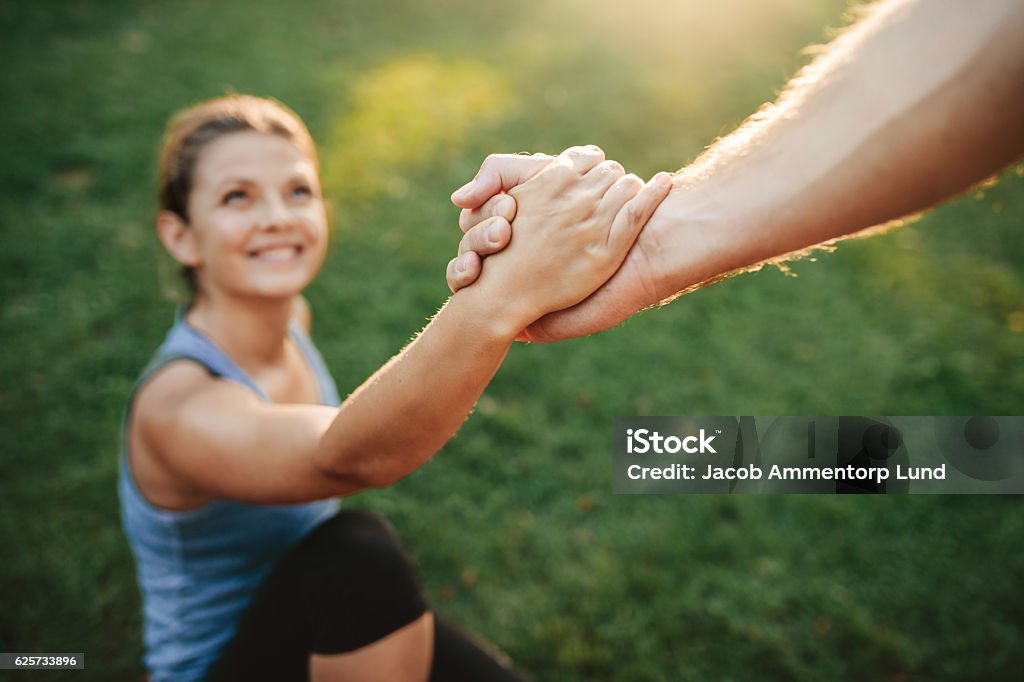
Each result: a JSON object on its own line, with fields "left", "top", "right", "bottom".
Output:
{"left": 182, "top": 130, "right": 329, "bottom": 298}
{"left": 247, "top": 242, "right": 305, "bottom": 262}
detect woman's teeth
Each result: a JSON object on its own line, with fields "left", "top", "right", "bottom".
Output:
{"left": 251, "top": 245, "right": 300, "bottom": 261}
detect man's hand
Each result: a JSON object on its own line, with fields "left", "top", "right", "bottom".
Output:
{"left": 449, "top": 151, "right": 675, "bottom": 341}
{"left": 455, "top": 146, "right": 671, "bottom": 327}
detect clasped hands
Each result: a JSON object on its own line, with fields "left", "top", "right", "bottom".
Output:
{"left": 446, "top": 146, "right": 676, "bottom": 342}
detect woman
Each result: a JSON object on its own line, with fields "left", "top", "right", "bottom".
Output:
{"left": 119, "top": 94, "right": 670, "bottom": 681}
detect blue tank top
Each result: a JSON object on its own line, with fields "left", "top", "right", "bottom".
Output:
{"left": 118, "top": 313, "right": 340, "bottom": 682}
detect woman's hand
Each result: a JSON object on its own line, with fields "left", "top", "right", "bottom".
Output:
{"left": 445, "top": 193, "right": 517, "bottom": 293}
{"left": 447, "top": 154, "right": 553, "bottom": 293}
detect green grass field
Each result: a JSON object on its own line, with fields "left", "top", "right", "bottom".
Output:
{"left": 2, "top": 1, "right": 1022, "bottom": 679}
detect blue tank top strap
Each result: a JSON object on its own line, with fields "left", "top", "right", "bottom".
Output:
{"left": 141, "top": 309, "right": 340, "bottom": 407}
{"left": 142, "top": 310, "right": 270, "bottom": 401}
{"left": 288, "top": 323, "right": 340, "bottom": 406}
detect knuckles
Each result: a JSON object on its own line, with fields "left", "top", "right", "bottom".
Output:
{"left": 562, "top": 144, "right": 606, "bottom": 164}
{"left": 597, "top": 160, "right": 625, "bottom": 177}
{"left": 548, "top": 162, "right": 580, "bottom": 182}
{"left": 618, "top": 174, "right": 644, "bottom": 193}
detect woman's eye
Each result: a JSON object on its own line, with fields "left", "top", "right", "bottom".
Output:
{"left": 291, "top": 185, "right": 312, "bottom": 199}
{"left": 223, "top": 189, "right": 248, "bottom": 204}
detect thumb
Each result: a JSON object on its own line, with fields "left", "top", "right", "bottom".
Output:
{"left": 451, "top": 153, "right": 555, "bottom": 209}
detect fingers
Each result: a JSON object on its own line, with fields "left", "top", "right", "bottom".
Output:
{"left": 457, "top": 216, "right": 511, "bottom": 256}
{"left": 561, "top": 145, "right": 606, "bottom": 175}
{"left": 451, "top": 146, "right": 608, "bottom": 210}
{"left": 597, "top": 173, "right": 644, "bottom": 219}
{"left": 582, "top": 159, "right": 626, "bottom": 195}
{"left": 446, "top": 251, "right": 481, "bottom": 293}
{"left": 545, "top": 145, "right": 608, "bottom": 184}
{"left": 451, "top": 153, "right": 555, "bottom": 209}
{"left": 458, "top": 193, "right": 516, "bottom": 234}
{"left": 605, "top": 172, "right": 674, "bottom": 254}
{"left": 516, "top": 145, "right": 609, "bottom": 196}
{"left": 447, "top": 216, "right": 512, "bottom": 292}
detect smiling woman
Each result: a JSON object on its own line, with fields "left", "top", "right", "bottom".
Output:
{"left": 118, "top": 93, "right": 669, "bottom": 681}
{"left": 156, "top": 97, "right": 325, "bottom": 297}
{"left": 2, "top": 1, "right": 1022, "bottom": 680}
{"left": 157, "top": 131, "right": 328, "bottom": 301}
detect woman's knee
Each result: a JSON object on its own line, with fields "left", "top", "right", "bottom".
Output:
{"left": 304, "top": 510, "right": 429, "bottom": 654}
{"left": 310, "top": 510, "right": 416, "bottom": 575}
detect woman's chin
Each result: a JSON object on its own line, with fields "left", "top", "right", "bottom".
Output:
{"left": 235, "top": 273, "right": 316, "bottom": 301}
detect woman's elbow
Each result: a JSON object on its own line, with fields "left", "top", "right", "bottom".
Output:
{"left": 316, "top": 453, "right": 406, "bottom": 493}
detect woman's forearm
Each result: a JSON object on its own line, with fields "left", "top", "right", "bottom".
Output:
{"left": 314, "top": 146, "right": 668, "bottom": 488}
{"left": 313, "top": 285, "right": 525, "bottom": 489}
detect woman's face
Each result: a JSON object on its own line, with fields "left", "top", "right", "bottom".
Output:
{"left": 184, "top": 131, "right": 328, "bottom": 301}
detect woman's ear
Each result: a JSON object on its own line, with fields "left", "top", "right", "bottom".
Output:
{"left": 156, "top": 210, "right": 201, "bottom": 267}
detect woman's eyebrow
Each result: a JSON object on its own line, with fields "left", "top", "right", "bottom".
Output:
{"left": 288, "top": 166, "right": 317, "bottom": 181}
{"left": 286, "top": 172, "right": 320, "bottom": 190}
{"left": 214, "top": 177, "right": 252, "bottom": 189}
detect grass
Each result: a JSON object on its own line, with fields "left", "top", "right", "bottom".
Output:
{"left": 1, "top": 0, "right": 1022, "bottom": 679}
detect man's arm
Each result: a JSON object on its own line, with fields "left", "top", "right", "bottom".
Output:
{"left": 453, "top": 0, "right": 1024, "bottom": 341}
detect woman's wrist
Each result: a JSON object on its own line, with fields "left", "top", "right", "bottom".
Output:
{"left": 446, "top": 282, "right": 532, "bottom": 346}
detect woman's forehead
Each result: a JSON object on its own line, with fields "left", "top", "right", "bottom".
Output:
{"left": 194, "top": 131, "right": 317, "bottom": 187}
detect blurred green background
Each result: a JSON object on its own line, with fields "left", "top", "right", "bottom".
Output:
{"left": 2, "top": 1, "right": 1022, "bottom": 680}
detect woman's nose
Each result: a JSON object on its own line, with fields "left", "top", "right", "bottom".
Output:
{"left": 258, "top": 197, "right": 292, "bottom": 230}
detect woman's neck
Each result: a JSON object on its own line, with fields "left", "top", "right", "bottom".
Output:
{"left": 185, "top": 292, "right": 296, "bottom": 368}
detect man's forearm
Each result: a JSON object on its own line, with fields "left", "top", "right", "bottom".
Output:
{"left": 647, "top": 0, "right": 1024, "bottom": 301}
{"left": 453, "top": 0, "right": 1024, "bottom": 342}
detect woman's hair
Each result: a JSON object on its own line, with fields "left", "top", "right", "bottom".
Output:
{"left": 157, "top": 95, "right": 319, "bottom": 292}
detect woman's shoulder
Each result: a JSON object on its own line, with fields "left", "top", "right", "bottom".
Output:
{"left": 132, "top": 357, "right": 261, "bottom": 446}
{"left": 134, "top": 359, "right": 219, "bottom": 425}
{"left": 128, "top": 360, "right": 234, "bottom": 509}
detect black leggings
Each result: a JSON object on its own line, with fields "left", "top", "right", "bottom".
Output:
{"left": 204, "top": 509, "right": 526, "bottom": 681}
